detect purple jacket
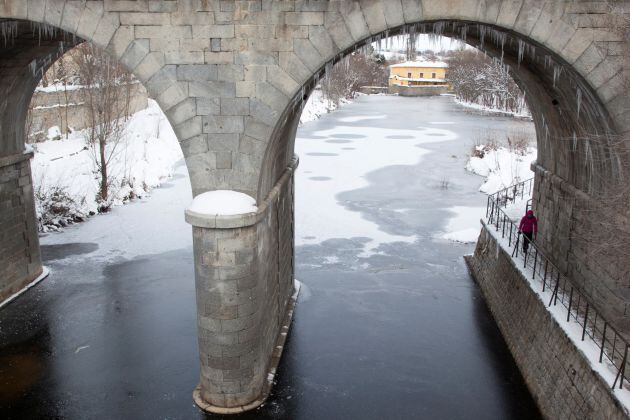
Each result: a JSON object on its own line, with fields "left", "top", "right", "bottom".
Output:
{"left": 519, "top": 210, "right": 538, "bottom": 234}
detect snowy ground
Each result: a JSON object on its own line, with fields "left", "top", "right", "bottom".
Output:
{"left": 465, "top": 145, "right": 537, "bottom": 194}
{"left": 455, "top": 97, "right": 532, "bottom": 119}
{"left": 31, "top": 99, "right": 183, "bottom": 230}
{"left": 299, "top": 89, "right": 353, "bottom": 125}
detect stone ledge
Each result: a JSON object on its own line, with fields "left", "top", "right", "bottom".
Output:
{"left": 185, "top": 156, "right": 299, "bottom": 229}
{"left": 193, "top": 280, "right": 301, "bottom": 414}
{"left": 0, "top": 150, "right": 34, "bottom": 168}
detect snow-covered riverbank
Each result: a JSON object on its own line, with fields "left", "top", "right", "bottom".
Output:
{"left": 31, "top": 99, "right": 182, "bottom": 231}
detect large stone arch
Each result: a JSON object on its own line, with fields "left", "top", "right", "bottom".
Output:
{"left": 0, "top": 0, "right": 627, "bottom": 414}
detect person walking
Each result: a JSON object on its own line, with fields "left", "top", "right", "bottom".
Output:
{"left": 518, "top": 209, "right": 538, "bottom": 254}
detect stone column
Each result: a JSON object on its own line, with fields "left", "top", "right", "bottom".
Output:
{"left": 0, "top": 151, "right": 43, "bottom": 303}
{"left": 186, "top": 158, "right": 298, "bottom": 414}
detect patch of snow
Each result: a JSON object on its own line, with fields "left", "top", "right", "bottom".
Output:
{"left": 438, "top": 206, "right": 485, "bottom": 243}
{"left": 455, "top": 97, "right": 532, "bottom": 119}
{"left": 188, "top": 190, "right": 257, "bottom": 216}
{"left": 47, "top": 126, "right": 62, "bottom": 140}
{"left": 466, "top": 146, "right": 536, "bottom": 194}
{"left": 300, "top": 89, "right": 353, "bottom": 125}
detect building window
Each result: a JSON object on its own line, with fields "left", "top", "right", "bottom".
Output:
{"left": 420, "top": 72, "right": 424, "bottom": 78}
{"left": 432, "top": 73, "right": 436, "bottom": 78}
{"left": 407, "top": 72, "right": 412, "bottom": 78}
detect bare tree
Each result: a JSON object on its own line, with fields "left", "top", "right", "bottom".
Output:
{"left": 321, "top": 50, "right": 389, "bottom": 104}
{"left": 71, "top": 43, "right": 132, "bottom": 209}
{"left": 448, "top": 49, "right": 528, "bottom": 115}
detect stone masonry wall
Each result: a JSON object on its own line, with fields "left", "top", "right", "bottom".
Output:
{"left": 0, "top": 152, "right": 42, "bottom": 302}
{"left": 467, "top": 225, "right": 628, "bottom": 420}
{"left": 533, "top": 164, "right": 630, "bottom": 339}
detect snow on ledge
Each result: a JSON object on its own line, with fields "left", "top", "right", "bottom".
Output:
{"left": 188, "top": 190, "right": 258, "bottom": 216}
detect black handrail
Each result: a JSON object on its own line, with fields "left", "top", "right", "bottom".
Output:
{"left": 486, "top": 178, "right": 629, "bottom": 391}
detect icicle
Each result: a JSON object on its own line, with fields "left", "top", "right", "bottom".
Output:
{"left": 553, "top": 65, "right": 563, "bottom": 88}
{"left": 479, "top": 24, "right": 486, "bottom": 49}
{"left": 576, "top": 87, "right": 582, "bottom": 118}
{"left": 1, "top": 20, "right": 18, "bottom": 46}
{"left": 572, "top": 132, "right": 578, "bottom": 152}
{"left": 29, "top": 60, "right": 38, "bottom": 76}
{"left": 517, "top": 39, "right": 525, "bottom": 66}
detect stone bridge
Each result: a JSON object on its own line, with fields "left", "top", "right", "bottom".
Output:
{"left": 0, "top": 0, "right": 627, "bottom": 414}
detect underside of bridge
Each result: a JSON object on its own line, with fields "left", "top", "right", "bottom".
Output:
{"left": 0, "top": 0, "right": 627, "bottom": 415}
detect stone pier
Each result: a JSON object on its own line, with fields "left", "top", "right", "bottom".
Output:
{"left": 186, "top": 157, "right": 298, "bottom": 413}
{"left": 0, "top": 152, "right": 43, "bottom": 303}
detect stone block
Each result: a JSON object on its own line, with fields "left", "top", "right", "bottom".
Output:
{"left": 109, "top": 25, "right": 135, "bottom": 60}
{"left": 120, "top": 39, "right": 150, "bottom": 71}
{"left": 120, "top": 12, "right": 171, "bottom": 25}
{"left": 175, "top": 116, "right": 203, "bottom": 140}
{"left": 197, "top": 97, "right": 221, "bottom": 115}
{"left": 149, "top": 0, "right": 178, "bottom": 12}
{"left": 177, "top": 64, "right": 219, "bottom": 81}
{"left": 285, "top": 11, "right": 324, "bottom": 26}
{"left": 236, "top": 81, "right": 256, "bottom": 98}
{"left": 255, "top": 82, "right": 290, "bottom": 114}
{"left": 279, "top": 52, "right": 312, "bottom": 84}
{"left": 361, "top": 0, "right": 388, "bottom": 34}
{"left": 220, "top": 98, "right": 250, "bottom": 115}
{"left": 339, "top": 1, "right": 370, "bottom": 41}
{"left": 208, "top": 134, "right": 240, "bottom": 152}
{"left": 218, "top": 64, "right": 245, "bottom": 82}
{"left": 235, "top": 24, "right": 276, "bottom": 38}
{"left": 193, "top": 24, "right": 236, "bottom": 39}
{"left": 235, "top": 51, "right": 278, "bottom": 66}
{"left": 308, "top": 26, "right": 337, "bottom": 59}
{"left": 180, "top": 135, "right": 210, "bottom": 156}
{"left": 267, "top": 67, "right": 300, "bottom": 98}
{"left": 189, "top": 81, "right": 236, "bottom": 98}
{"left": 202, "top": 116, "right": 245, "bottom": 134}
{"left": 401, "top": 0, "right": 423, "bottom": 23}
{"left": 167, "top": 98, "right": 198, "bottom": 125}
{"left": 205, "top": 52, "right": 235, "bottom": 64}
{"left": 165, "top": 50, "right": 205, "bottom": 65}
{"left": 104, "top": 0, "right": 149, "bottom": 11}
{"left": 135, "top": 25, "right": 193, "bottom": 39}
{"left": 157, "top": 81, "right": 189, "bottom": 110}
{"left": 323, "top": 12, "right": 354, "bottom": 51}
{"left": 496, "top": 0, "right": 523, "bottom": 28}
{"left": 295, "top": 39, "right": 326, "bottom": 72}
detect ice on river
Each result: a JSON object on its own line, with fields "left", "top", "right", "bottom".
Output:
{"left": 295, "top": 122, "right": 457, "bottom": 255}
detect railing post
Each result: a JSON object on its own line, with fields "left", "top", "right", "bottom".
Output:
{"left": 502, "top": 215, "right": 506, "bottom": 238}
{"left": 532, "top": 249, "right": 538, "bottom": 279}
{"left": 567, "top": 287, "right": 574, "bottom": 322}
{"left": 600, "top": 322, "right": 608, "bottom": 362}
{"left": 582, "top": 304, "right": 589, "bottom": 341}
{"left": 613, "top": 344, "right": 628, "bottom": 389}
{"left": 542, "top": 260, "right": 548, "bottom": 291}
{"left": 549, "top": 271, "right": 560, "bottom": 307}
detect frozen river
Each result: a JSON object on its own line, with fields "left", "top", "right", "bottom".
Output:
{"left": 0, "top": 95, "right": 540, "bottom": 419}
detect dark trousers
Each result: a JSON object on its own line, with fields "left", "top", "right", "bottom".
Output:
{"left": 522, "top": 231, "right": 533, "bottom": 253}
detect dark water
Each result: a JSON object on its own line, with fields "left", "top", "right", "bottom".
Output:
{"left": 0, "top": 96, "right": 541, "bottom": 419}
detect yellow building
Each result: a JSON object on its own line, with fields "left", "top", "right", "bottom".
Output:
{"left": 388, "top": 61, "right": 448, "bottom": 88}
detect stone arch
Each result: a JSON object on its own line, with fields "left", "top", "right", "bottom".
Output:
{"left": 259, "top": 3, "right": 625, "bottom": 202}
{"left": 0, "top": 3, "right": 185, "bottom": 304}
{"left": 252, "top": 1, "right": 628, "bottom": 399}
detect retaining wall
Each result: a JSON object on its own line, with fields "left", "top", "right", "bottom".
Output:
{"left": 467, "top": 224, "right": 629, "bottom": 420}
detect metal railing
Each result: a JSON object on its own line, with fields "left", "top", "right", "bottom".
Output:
{"left": 486, "top": 178, "right": 629, "bottom": 391}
